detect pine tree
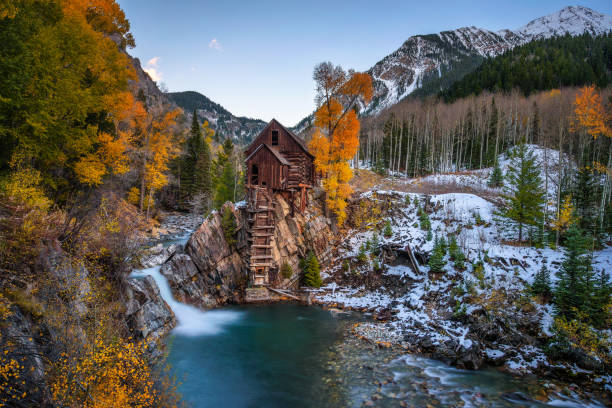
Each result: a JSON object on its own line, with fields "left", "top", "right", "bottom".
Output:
{"left": 418, "top": 206, "right": 431, "bottom": 231}
{"left": 590, "top": 269, "right": 611, "bottom": 329}
{"left": 428, "top": 237, "right": 447, "bottom": 273}
{"left": 531, "top": 264, "right": 552, "bottom": 298}
{"left": 213, "top": 138, "right": 238, "bottom": 208}
{"left": 488, "top": 160, "right": 504, "bottom": 188}
{"left": 554, "top": 225, "right": 593, "bottom": 320}
{"left": 221, "top": 205, "right": 237, "bottom": 247}
{"left": 573, "top": 165, "right": 600, "bottom": 238}
{"left": 302, "top": 252, "right": 322, "bottom": 288}
{"left": 370, "top": 232, "right": 381, "bottom": 255}
{"left": 181, "top": 110, "right": 213, "bottom": 211}
{"left": 383, "top": 220, "right": 392, "bottom": 238}
{"left": 501, "top": 144, "right": 545, "bottom": 242}
{"left": 449, "top": 235, "right": 466, "bottom": 269}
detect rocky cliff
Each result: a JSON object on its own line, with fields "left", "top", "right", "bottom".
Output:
{"left": 159, "top": 190, "right": 337, "bottom": 308}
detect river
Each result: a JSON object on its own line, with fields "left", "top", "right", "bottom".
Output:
{"left": 130, "top": 236, "right": 604, "bottom": 408}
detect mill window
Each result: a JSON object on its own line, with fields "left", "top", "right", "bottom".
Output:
{"left": 251, "top": 164, "right": 259, "bottom": 185}
{"left": 271, "top": 130, "right": 279, "bottom": 146}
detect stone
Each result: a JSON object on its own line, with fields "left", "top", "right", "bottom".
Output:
{"left": 140, "top": 243, "right": 182, "bottom": 268}
{"left": 125, "top": 275, "right": 176, "bottom": 348}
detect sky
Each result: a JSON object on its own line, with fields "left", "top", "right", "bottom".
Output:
{"left": 118, "top": 0, "right": 612, "bottom": 126}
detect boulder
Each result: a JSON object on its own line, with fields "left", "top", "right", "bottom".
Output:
{"left": 125, "top": 276, "right": 176, "bottom": 348}
{"left": 160, "top": 254, "right": 217, "bottom": 308}
{"left": 140, "top": 243, "right": 181, "bottom": 268}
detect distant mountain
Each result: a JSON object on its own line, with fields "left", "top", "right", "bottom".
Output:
{"left": 442, "top": 32, "right": 612, "bottom": 101}
{"left": 167, "top": 91, "right": 267, "bottom": 144}
{"left": 365, "top": 5, "right": 612, "bottom": 114}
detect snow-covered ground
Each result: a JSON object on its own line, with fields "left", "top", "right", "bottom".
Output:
{"left": 314, "top": 187, "right": 611, "bottom": 381}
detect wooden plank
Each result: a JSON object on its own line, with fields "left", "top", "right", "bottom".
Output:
{"left": 267, "top": 287, "right": 300, "bottom": 300}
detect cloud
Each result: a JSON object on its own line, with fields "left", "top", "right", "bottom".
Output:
{"left": 208, "top": 38, "right": 222, "bottom": 50}
{"left": 143, "top": 56, "right": 162, "bottom": 82}
{"left": 147, "top": 56, "right": 160, "bottom": 67}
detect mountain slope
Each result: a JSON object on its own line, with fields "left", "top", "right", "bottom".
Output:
{"left": 365, "top": 5, "right": 612, "bottom": 115}
{"left": 442, "top": 32, "right": 612, "bottom": 101}
{"left": 167, "top": 91, "right": 267, "bottom": 144}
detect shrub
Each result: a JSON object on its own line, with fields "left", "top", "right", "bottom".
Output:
{"left": 547, "top": 313, "right": 611, "bottom": 364}
{"left": 341, "top": 259, "right": 350, "bottom": 272}
{"left": 473, "top": 211, "right": 485, "bottom": 226}
{"left": 280, "top": 261, "right": 293, "bottom": 279}
{"left": 472, "top": 260, "right": 485, "bottom": 288}
{"left": 452, "top": 300, "right": 467, "bottom": 321}
{"left": 404, "top": 195, "right": 411, "bottom": 206}
{"left": 357, "top": 244, "right": 368, "bottom": 263}
{"left": 302, "top": 251, "right": 322, "bottom": 288}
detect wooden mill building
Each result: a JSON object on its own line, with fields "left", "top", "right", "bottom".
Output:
{"left": 244, "top": 119, "right": 316, "bottom": 287}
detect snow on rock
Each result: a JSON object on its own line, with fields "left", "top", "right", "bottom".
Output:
{"left": 316, "top": 187, "right": 612, "bottom": 378}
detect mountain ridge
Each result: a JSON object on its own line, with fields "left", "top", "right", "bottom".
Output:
{"left": 365, "top": 5, "right": 612, "bottom": 115}
{"left": 167, "top": 91, "right": 267, "bottom": 144}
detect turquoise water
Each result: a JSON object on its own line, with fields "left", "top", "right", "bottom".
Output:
{"left": 164, "top": 304, "right": 604, "bottom": 408}
{"left": 131, "top": 258, "right": 604, "bottom": 407}
{"left": 166, "top": 304, "right": 358, "bottom": 408}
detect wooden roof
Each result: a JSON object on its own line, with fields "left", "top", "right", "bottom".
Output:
{"left": 245, "top": 143, "right": 290, "bottom": 165}
{"left": 247, "top": 119, "right": 314, "bottom": 159}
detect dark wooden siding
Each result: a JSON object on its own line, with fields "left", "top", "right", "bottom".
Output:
{"left": 246, "top": 147, "right": 287, "bottom": 190}
{"left": 246, "top": 120, "right": 308, "bottom": 158}
{"left": 246, "top": 119, "right": 316, "bottom": 188}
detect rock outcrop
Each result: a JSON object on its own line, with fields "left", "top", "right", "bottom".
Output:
{"left": 160, "top": 190, "right": 337, "bottom": 308}
{"left": 125, "top": 276, "right": 176, "bottom": 347}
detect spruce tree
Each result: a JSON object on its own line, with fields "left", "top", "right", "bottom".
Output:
{"left": 214, "top": 138, "right": 238, "bottom": 208}
{"left": 590, "top": 269, "right": 611, "bottom": 329}
{"left": 221, "top": 205, "right": 237, "bottom": 247}
{"left": 383, "top": 220, "right": 392, "bottom": 238}
{"left": 531, "top": 264, "right": 552, "bottom": 298}
{"left": 488, "top": 160, "right": 503, "bottom": 188}
{"left": 501, "top": 144, "right": 545, "bottom": 242}
{"left": 428, "top": 237, "right": 447, "bottom": 273}
{"left": 554, "top": 225, "right": 593, "bottom": 320}
{"left": 302, "top": 252, "right": 322, "bottom": 288}
{"left": 181, "top": 110, "right": 213, "bottom": 211}
{"left": 449, "top": 235, "right": 465, "bottom": 269}
{"left": 573, "top": 165, "right": 600, "bottom": 238}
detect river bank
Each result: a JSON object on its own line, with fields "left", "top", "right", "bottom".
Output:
{"left": 132, "top": 211, "right": 607, "bottom": 407}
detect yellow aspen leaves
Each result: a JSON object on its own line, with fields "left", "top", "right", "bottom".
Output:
{"left": 551, "top": 195, "right": 576, "bottom": 233}
{"left": 571, "top": 86, "right": 611, "bottom": 139}
{"left": 309, "top": 63, "right": 372, "bottom": 225}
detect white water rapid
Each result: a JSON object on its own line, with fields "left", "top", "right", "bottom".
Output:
{"left": 131, "top": 261, "right": 242, "bottom": 337}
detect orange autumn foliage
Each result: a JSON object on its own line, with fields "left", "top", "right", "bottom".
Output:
{"left": 50, "top": 337, "right": 170, "bottom": 408}
{"left": 309, "top": 63, "right": 372, "bottom": 225}
{"left": 571, "top": 86, "right": 611, "bottom": 139}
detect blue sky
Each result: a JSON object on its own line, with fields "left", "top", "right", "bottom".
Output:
{"left": 118, "top": 1, "right": 612, "bottom": 125}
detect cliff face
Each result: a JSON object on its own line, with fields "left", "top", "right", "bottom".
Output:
{"left": 160, "top": 190, "right": 337, "bottom": 308}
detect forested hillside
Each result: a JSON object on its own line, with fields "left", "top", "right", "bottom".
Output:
{"left": 0, "top": 1, "right": 243, "bottom": 406}
{"left": 168, "top": 91, "right": 267, "bottom": 144}
{"left": 442, "top": 32, "right": 612, "bottom": 101}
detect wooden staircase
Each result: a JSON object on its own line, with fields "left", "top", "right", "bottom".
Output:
{"left": 246, "top": 187, "right": 276, "bottom": 286}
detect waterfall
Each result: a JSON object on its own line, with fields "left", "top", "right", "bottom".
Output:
{"left": 131, "top": 265, "right": 242, "bottom": 337}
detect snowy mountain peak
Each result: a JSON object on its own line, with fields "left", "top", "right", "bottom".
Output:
{"left": 517, "top": 5, "right": 612, "bottom": 39}
{"left": 362, "top": 6, "right": 612, "bottom": 116}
